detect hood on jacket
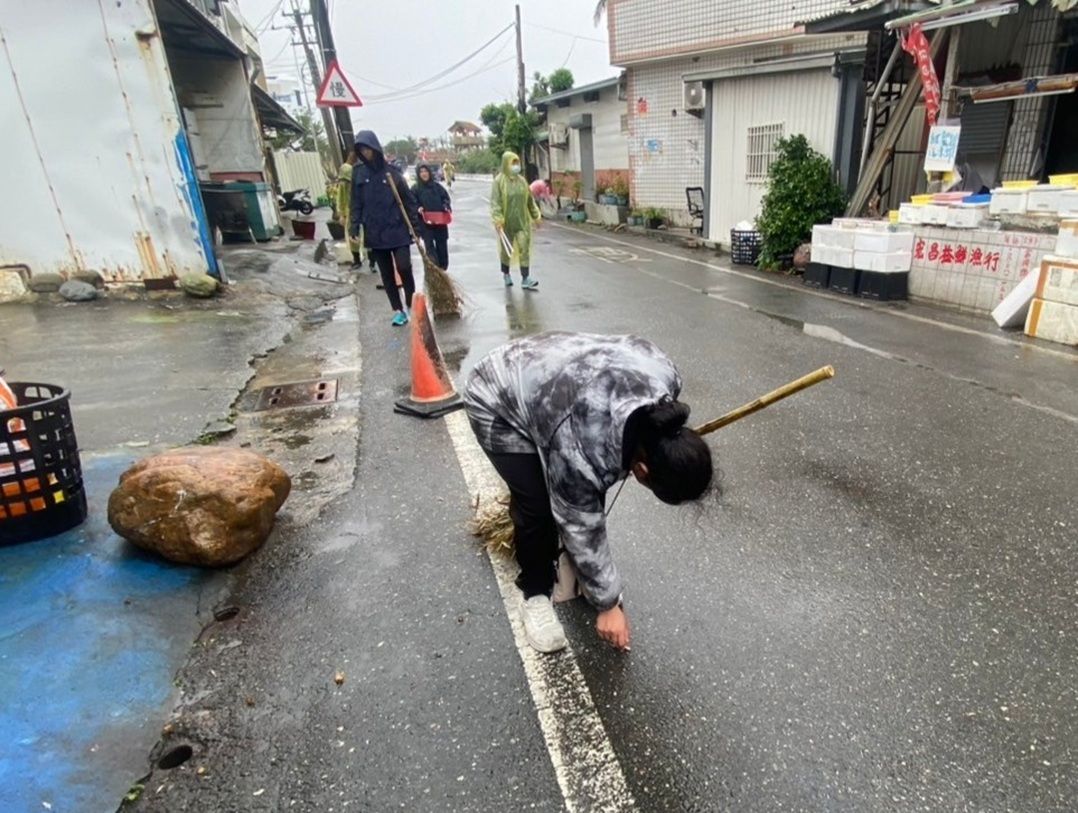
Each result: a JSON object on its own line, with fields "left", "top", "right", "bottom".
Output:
{"left": 500, "top": 151, "right": 521, "bottom": 177}
{"left": 415, "top": 162, "right": 435, "bottom": 185}
{"left": 354, "top": 130, "right": 385, "bottom": 169}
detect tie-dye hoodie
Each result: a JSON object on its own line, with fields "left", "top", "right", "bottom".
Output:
{"left": 464, "top": 332, "right": 682, "bottom": 610}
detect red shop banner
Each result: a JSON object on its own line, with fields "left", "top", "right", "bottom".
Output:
{"left": 900, "top": 23, "right": 940, "bottom": 126}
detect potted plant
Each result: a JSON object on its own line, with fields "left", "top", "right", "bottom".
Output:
{"left": 572, "top": 178, "right": 582, "bottom": 201}
{"left": 612, "top": 176, "right": 630, "bottom": 207}
{"left": 553, "top": 177, "right": 567, "bottom": 209}
{"left": 599, "top": 187, "right": 618, "bottom": 205}
{"left": 644, "top": 207, "right": 666, "bottom": 230}
{"left": 626, "top": 207, "right": 643, "bottom": 226}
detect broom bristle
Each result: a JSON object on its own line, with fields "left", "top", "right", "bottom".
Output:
{"left": 424, "top": 257, "right": 463, "bottom": 318}
{"left": 471, "top": 495, "right": 515, "bottom": 556}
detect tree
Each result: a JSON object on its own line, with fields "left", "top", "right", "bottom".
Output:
{"left": 548, "top": 68, "right": 574, "bottom": 93}
{"left": 384, "top": 137, "right": 419, "bottom": 165}
{"left": 594, "top": 0, "right": 607, "bottom": 25}
{"left": 528, "top": 71, "right": 550, "bottom": 104}
{"left": 755, "top": 135, "right": 846, "bottom": 270}
{"left": 270, "top": 109, "right": 327, "bottom": 154}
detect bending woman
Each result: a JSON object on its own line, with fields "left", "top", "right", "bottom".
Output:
{"left": 464, "top": 332, "right": 713, "bottom": 653}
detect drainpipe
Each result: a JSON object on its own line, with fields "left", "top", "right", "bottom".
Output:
{"left": 860, "top": 40, "right": 902, "bottom": 176}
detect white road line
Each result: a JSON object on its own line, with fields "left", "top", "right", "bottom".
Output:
{"left": 547, "top": 222, "right": 1078, "bottom": 363}
{"left": 443, "top": 410, "right": 637, "bottom": 813}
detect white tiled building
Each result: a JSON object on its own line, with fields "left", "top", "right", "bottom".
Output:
{"left": 607, "top": 0, "right": 867, "bottom": 243}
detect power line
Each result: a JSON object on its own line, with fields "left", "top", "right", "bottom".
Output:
{"left": 364, "top": 57, "right": 516, "bottom": 106}
{"left": 255, "top": 0, "right": 287, "bottom": 34}
{"left": 361, "top": 23, "right": 514, "bottom": 101}
{"left": 524, "top": 22, "right": 607, "bottom": 44}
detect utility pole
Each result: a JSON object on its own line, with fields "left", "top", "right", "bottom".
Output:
{"left": 311, "top": 0, "right": 354, "bottom": 156}
{"left": 515, "top": 5, "right": 526, "bottom": 115}
{"left": 291, "top": 0, "right": 342, "bottom": 167}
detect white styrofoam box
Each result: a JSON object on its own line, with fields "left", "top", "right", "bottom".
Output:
{"left": 1035, "top": 255, "right": 1078, "bottom": 307}
{"left": 1059, "top": 190, "right": 1078, "bottom": 216}
{"left": 1025, "top": 298, "right": 1078, "bottom": 345}
{"left": 854, "top": 230, "right": 914, "bottom": 254}
{"left": 832, "top": 218, "right": 887, "bottom": 232}
{"left": 1026, "top": 185, "right": 1069, "bottom": 214}
{"left": 899, "top": 203, "right": 925, "bottom": 225}
{"left": 947, "top": 204, "right": 988, "bottom": 229}
{"left": 990, "top": 190, "right": 1027, "bottom": 215}
{"left": 821, "top": 246, "right": 854, "bottom": 268}
{"left": 1056, "top": 219, "right": 1078, "bottom": 259}
{"left": 812, "top": 225, "right": 857, "bottom": 250}
{"left": 855, "top": 250, "right": 911, "bottom": 273}
{"left": 922, "top": 204, "right": 951, "bottom": 225}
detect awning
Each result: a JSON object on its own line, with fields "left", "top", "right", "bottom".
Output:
{"left": 683, "top": 49, "right": 865, "bottom": 82}
{"left": 155, "top": 0, "right": 245, "bottom": 59}
{"left": 803, "top": 0, "right": 934, "bottom": 33}
{"left": 251, "top": 84, "right": 304, "bottom": 134}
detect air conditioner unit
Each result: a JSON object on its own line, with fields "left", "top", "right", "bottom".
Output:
{"left": 549, "top": 123, "right": 569, "bottom": 147}
{"left": 684, "top": 81, "right": 706, "bottom": 115}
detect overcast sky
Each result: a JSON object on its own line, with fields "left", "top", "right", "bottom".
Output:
{"left": 240, "top": 0, "right": 614, "bottom": 141}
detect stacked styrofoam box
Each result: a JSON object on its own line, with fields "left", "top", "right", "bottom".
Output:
{"left": 1060, "top": 190, "right": 1078, "bottom": 216}
{"left": 989, "top": 189, "right": 1027, "bottom": 215}
{"left": 811, "top": 224, "right": 855, "bottom": 268}
{"left": 1026, "top": 185, "right": 1069, "bottom": 215}
{"left": 1024, "top": 256, "right": 1078, "bottom": 345}
{"left": 947, "top": 203, "right": 988, "bottom": 229}
{"left": 908, "top": 227, "right": 1057, "bottom": 314}
{"left": 853, "top": 230, "right": 913, "bottom": 273}
{"left": 1057, "top": 219, "right": 1078, "bottom": 258}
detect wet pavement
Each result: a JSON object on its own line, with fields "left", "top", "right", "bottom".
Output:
{"left": 123, "top": 176, "right": 1078, "bottom": 812}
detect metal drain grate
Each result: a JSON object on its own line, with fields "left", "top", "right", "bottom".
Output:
{"left": 250, "top": 379, "right": 338, "bottom": 411}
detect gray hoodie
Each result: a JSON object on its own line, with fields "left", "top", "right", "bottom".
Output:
{"left": 464, "top": 332, "right": 682, "bottom": 609}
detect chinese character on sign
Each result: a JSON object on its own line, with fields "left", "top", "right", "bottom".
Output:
{"left": 331, "top": 81, "right": 345, "bottom": 98}
{"left": 971, "top": 247, "right": 984, "bottom": 266}
{"left": 985, "top": 251, "right": 1000, "bottom": 272}
{"left": 914, "top": 239, "right": 926, "bottom": 260}
{"left": 940, "top": 245, "right": 955, "bottom": 265}
{"left": 955, "top": 245, "right": 968, "bottom": 264}
{"left": 928, "top": 242, "right": 940, "bottom": 261}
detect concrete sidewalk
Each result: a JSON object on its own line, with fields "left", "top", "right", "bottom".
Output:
{"left": 0, "top": 243, "right": 358, "bottom": 812}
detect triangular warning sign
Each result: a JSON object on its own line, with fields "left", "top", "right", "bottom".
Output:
{"left": 316, "top": 60, "right": 362, "bottom": 108}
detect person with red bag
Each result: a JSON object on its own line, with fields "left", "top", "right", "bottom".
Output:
{"left": 412, "top": 163, "right": 452, "bottom": 270}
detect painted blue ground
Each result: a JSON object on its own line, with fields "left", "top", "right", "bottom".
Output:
{"left": 0, "top": 453, "right": 217, "bottom": 813}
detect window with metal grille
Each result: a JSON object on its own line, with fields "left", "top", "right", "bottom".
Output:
{"left": 620, "top": 113, "right": 629, "bottom": 134}
{"left": 746, "top": 123, "right": 784, "bottom": 182}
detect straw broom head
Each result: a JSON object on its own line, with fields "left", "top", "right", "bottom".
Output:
{"left": 423, "top": 255, "right": 463, "bottom": 318}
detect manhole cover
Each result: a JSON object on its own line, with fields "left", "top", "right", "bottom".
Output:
{"left": 250, "top": 379, "right": 338, "bottom": 411}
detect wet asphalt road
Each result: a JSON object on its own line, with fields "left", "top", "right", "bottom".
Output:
{"left": 435, "top": 178, "right": 1078, "bottom": 811}
{"left": 143, "top": 177, "right": 1077, "bottom": 812}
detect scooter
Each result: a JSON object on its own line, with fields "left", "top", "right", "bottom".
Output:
{"left": 278, "top": 188, "right": 314, "bottom": 216}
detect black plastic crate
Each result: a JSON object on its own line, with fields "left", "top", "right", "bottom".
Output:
{"left": 730, "top": 229, "right": 762, "bottom": 265}
{"left": 803, "top": 262, "right": 831, "bottom": 289}
{"left": 1, "top": 382, "right": 87, "bottom": 545}
{"left": 858, "top": 270, "right": 909, "bottom": 301}
{"left": 828, "top": 266, "right": 861, "bottom": 295}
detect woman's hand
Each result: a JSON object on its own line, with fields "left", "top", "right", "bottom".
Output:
{"left": 596, "top": 605, "right": 631, "bottom": 651}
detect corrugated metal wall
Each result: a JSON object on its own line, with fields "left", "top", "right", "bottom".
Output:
{"left": 707, "top": 66, "right": 840, "bottom": 242}
{"left": 0, "top": 0, "right": 211, "bottom": 280}
{"left": 272, "top": 151, "right": 328, "bottom": 197}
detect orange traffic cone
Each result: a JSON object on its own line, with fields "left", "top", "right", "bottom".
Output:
{"left": 394, "top": 292, "right": 463, "bottom": 419}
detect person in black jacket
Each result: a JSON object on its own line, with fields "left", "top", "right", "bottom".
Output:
{"left": 350, "top": 130, "right": 423, "bottom": 327}
{"left": 412, "top": 163, "right": 452, "bottom": 270}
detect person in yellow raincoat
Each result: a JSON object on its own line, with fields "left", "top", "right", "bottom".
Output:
{"left": 336, "top": 153, "right": 365, "bottom": 269}
{"left": 443, "top": 160, "right": 455, "bottom": 188}
{"left": 490, "top": 151, "right": 541, "bottom": 289}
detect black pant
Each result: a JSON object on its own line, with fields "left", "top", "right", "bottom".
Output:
{"left": 423, "top": 225, "right": 449, "bottom": 270}
{"left": 370, "top": 246, "right": 415, "bottom": 312}
{"left": 485, "top": 451, "right": 558, "bottom": 598}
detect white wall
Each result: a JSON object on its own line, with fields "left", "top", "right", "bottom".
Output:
{"left": 624, "top": 32, "right": 862, "bottom": 223}
{"left": 168, "top": 52, "right": 265, "bottom": 177}
{"left": 544, "top": 85, "right": 629, "bottom": 173}
{"left": 708, "top": 66, "right": 840, "bottom": 242}
{"left": 0, "top": 0, "right": 211, "bottom": 280}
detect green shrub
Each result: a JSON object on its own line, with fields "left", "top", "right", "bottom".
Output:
{"left": 457, "top": 149, "right": 501, "bottom": 175}
{"left": 755, "top": 134, "right": 846, "bottom": 270}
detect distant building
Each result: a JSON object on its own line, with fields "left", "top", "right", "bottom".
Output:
{"left": 449, "top": 121, "right": 485, "bottom": 153}
{"left": 532, "top": 77, "right": 630, "bottom": 203}
{"left": 266, "top": 74, "right": 305, "bottom": 117}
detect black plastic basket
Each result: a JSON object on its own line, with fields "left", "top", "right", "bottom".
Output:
{"left": 730, "top": 229, "right": 762, "bottom": 265}
{"left": 1, "top": 382, "right": 87, "bottom": 545}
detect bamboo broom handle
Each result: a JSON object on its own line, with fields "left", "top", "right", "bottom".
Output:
{"left": 694, "top": 365, "right": 835, "bottom": 436}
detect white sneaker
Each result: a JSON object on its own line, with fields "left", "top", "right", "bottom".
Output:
{"left": 520, "top": 595, "right": 568, "bottom": 653}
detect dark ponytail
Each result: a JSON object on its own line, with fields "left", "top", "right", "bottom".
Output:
{"left": 624, "top": 400, "right": 713, "bottom": 505}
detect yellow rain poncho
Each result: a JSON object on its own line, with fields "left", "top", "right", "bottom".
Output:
{"left": 336, "top": 162, "right": 362, "bottom": 253}
{"left": 490, "top": 151, "right": 540, "bottom": 267}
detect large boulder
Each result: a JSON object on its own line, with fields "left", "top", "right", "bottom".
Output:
{"left": 0, "top": 269, "right": 28, "bottom": 303}
{"left": 27, "top": 272, "right": 64, "bottom": 294}
{"left": 180, "top": 273, "right": 219, "bottom": 298}
{"left": 108, "top": 447, "right": 291, "bottom": 566}
{"left": 60, "top": 280, "right": 99, "bottom": 302}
